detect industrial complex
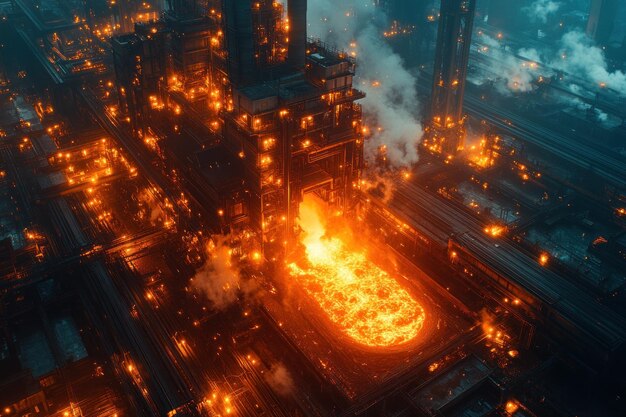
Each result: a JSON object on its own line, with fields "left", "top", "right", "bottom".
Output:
{"left": 0, "top": 0, "right": 625, "bottom": 416}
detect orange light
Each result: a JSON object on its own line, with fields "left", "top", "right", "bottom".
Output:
{"left": 287, "top": 196, "right": 426, "bottom": 347}
{"left": 484, "top": 225, "right": 504, "bottom": 237}
{"left": 505, "top": 401, "right": 519, "bottom": 414}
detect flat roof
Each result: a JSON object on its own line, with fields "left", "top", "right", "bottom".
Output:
{"left": 239, "top": 83, "right": 277, "bottom": 101}
{"left": 197, "top": 146, "right": 244, "bottom": 190}
{"left": 238, "top": 73, "right": 319, "bottom": 104}
{"left": 308, "top": 52, "right": 344, "bottom": 67}
{"left": 410, "top": 355, "right": 492, "bottom": 413}
{"left": 453, "top": 232, "right": 626, "bottom": 352}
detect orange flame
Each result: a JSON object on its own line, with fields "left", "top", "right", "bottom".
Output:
{"left": 287, "top": 196, "right": 426, "bottom": 347}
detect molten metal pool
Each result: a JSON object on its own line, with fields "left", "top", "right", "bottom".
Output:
{"left": 287, "top": 196, "right": 426, "bottom": 348}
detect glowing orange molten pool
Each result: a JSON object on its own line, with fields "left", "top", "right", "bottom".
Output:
{"left": 287, "top": 197, "right": 426, "bottom": 347}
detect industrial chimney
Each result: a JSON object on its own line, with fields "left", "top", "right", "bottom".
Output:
{"left": 287, "top": 0, "right": 307, "bottom": 70}
{"left": 224, "top": 0, "right": 255, "bottom": 86}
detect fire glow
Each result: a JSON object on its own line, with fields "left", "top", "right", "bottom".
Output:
{"left": 287, "top": 196, "right": 426, "bottom": 348}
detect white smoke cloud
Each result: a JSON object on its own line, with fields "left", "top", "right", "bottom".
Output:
{"left": 523, "top": 0, "right": 561, "bottom": 23}
{"left": 474, "top": 34, "right": 547, "bottom": 95}
{"left": 263, "top": 363, "right": 294, "bottom": 396}
{"left": 551, "top": 31, "right": 626, "bottom": 95}
{"left": 190, "top": 237, "right": 258, "bottom": 310}
{"left": 474, "top": 30, "right": 626, "bottom": 99}
{"left": 558, "top": 92, "right": 612, "bottom": 127}
{"left": 308, "top": 1, "right": 422, "bottom": 167}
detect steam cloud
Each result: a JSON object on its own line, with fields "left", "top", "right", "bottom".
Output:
{"left": 264, "top": 363, "right": 294, "bottom": 396}
{"left": 191, "top": 237, "right": 258, "bottom": 310}
{"left": 565, "top": 96, "right": 609, "bottom": 123}
{"left": 553, "top": 31, "right": 626, "bottom": 95}
{"left": 523, "top": 0, "right": 561, "bottom": 23}
{"left": 308, "top": 1, "right": 422, "bottom": 167}
{"left": 474, "top": 30, "right": 626, "bottom": 98}
{"left": 475, "top": 34, "right": 545, "bottom": 95}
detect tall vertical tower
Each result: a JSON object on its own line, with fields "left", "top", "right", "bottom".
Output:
{"left": 422, "top": 0, "right": 476, "bottom": 157}
{"left": 486, "top": 0, "right": 525, "bottom": 33}
{"left": 112, "top": 21, "right": 168, "bottom": 130}
{"left": 164, "top": 0, "right": 212, "bottom": 110}
{"left": 224, "top": 0, "right": 293, "bottom": 87}
{"left": 380, "top": 0, "right": 435, "bottom": 68}
{"left": 221, "top": 0, "right": 365, "bottom": 255}
{"left": 587, "top": 0, "right": 620, "bottom": 47}
{"left": 111, "top": 0, "right": 364, "bottom": 258}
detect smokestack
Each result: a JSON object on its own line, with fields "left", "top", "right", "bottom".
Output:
{"left": 225, "top": 0, "right": 255, "bottom": 85}
{"left": 287, "top": 0, "right": 307, "bottom": 70}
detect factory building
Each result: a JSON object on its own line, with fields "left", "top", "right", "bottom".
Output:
{"left": 221, "top": 0, "right": 364, "bottom": 253}
{"left": 4, "top": 0, "right": 626, "bottom": 415}
{"left": 112, "top": 21, "right": 168, "bottom": 130}
{"left": 111, "top": 0, "right": 365, "bottom": 255}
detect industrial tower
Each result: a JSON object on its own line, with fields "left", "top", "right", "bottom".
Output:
{"left": 220, "top": 0, "right": 365, "bottom": 255}
{"left": 587, "top": 0, "right": 622, "bottom": 49}
{"left": 422, "top": 0, "right": 476, "bottom": 158}
{"left": 113, "top": 0, "right": 365, "bottom": 257}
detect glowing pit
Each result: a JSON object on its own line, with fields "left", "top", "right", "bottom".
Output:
{"left": 287, "top": 196, "right": 426, "bottom": 348}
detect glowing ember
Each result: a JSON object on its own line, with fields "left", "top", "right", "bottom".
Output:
{"left": 287, "top": 196, "right": 426, "bottom": 347}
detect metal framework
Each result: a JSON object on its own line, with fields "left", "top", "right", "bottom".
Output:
{"left": 424, "top": 0, "right": 476, "bottom": 157}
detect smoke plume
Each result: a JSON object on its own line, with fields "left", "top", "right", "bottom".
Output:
{"left": 474, "top": 30, "right": 626, "bottom": 98}
{"left": 523, "top": 0, "right": 561, "bottom": 23}
{"left": 264, "top": 363, "right": 294, "bottom": 396}
{"left": 474, "top": 33, "right": 546, "bottom": 95}
{"left": 190, "top": 237, "right": 258, "bottom": 310}
{"left": 559, "top": 94, "right": 611, "bottom": 126}
{"left": 552, "top": 31, "right": 626, "bottom": 95}
{"left": 361, "top": 169, "right": 397, "bottom": 203}
{"left": 308, "top": 1, "right": 422, "bottom": 167}
{"left": 479, "top": 308, "right": 496, "bottom": 335}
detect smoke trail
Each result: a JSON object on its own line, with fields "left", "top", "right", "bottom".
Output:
{"left": 190, "top": 237, "right": 258, "bottom": 310}
{"left": 308, "top": 1, "right": 422, "bottom": 167}
{"left": 473, "top": 33, "right": 547, "bottom": 95}
{"left": 557, "top": 90, "right": 612, "bottom": 127}
{"left": 360, "top": 170, "right": 397, "bottom": 203}
{"left": 264, "top": 363, "right": 294, "bottom": 396}
{"left": 523, "top": 0, "right": 561, "bottom": 23}
{"left": 551, "top": 31, "right": 626, "bottom": 95}
{"left": 474, "top": 30, "right": 626, "bottom": 98}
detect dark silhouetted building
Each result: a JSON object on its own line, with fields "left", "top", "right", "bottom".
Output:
{"left": 423, "top": 0, "right": 476, "bottom": 157}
